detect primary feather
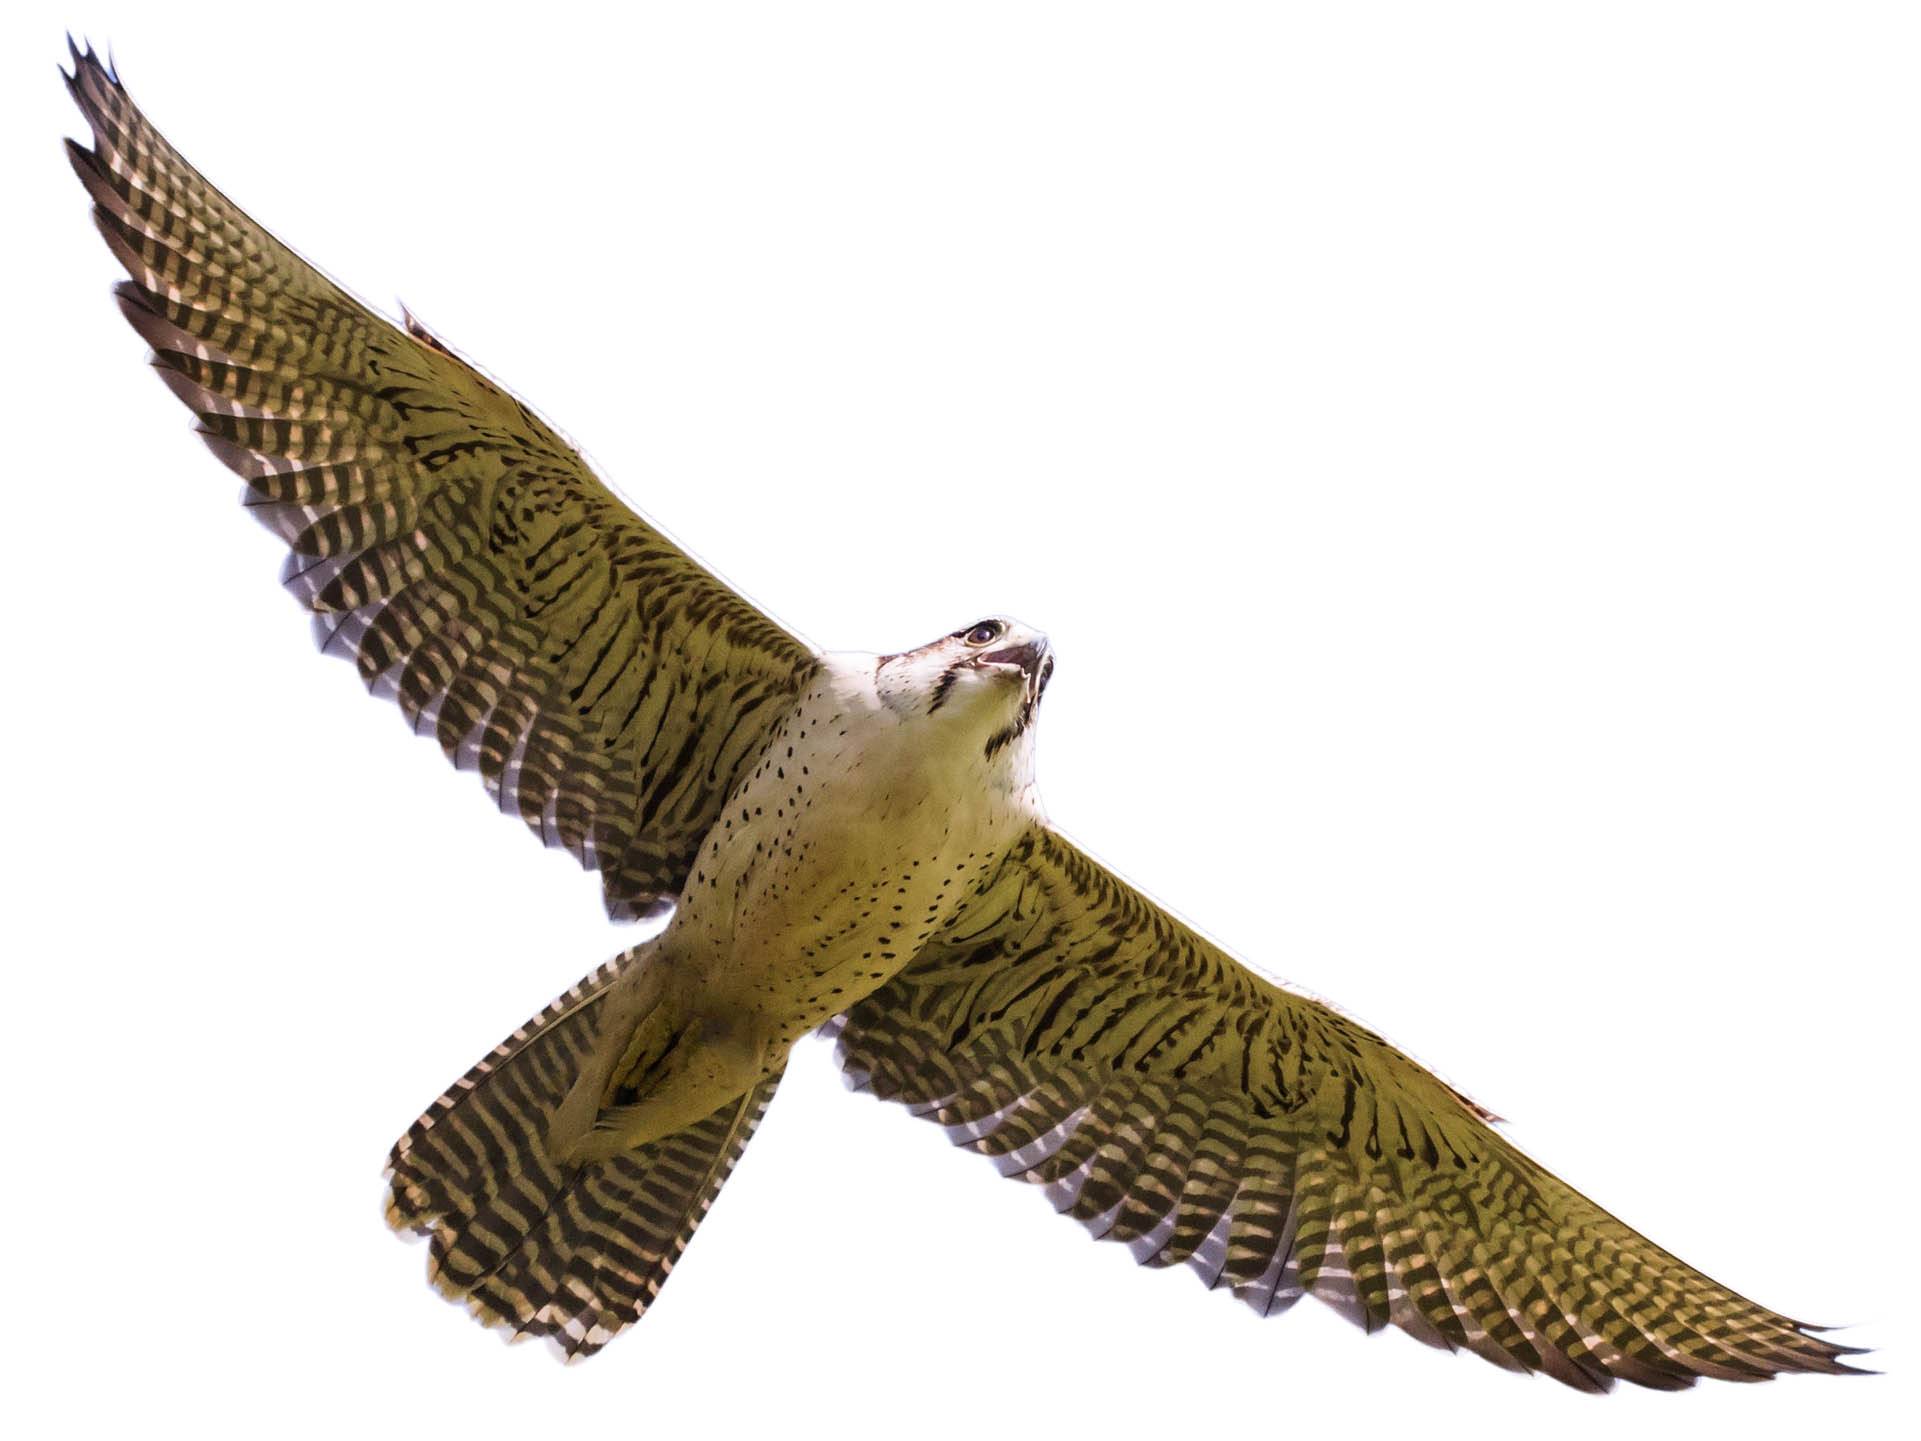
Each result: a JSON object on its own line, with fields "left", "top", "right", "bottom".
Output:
{"left": 65, "top": 39, "right": 815, "bottom": 921}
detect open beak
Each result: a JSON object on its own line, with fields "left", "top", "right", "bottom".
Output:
{"left": 977, "top": 636, "right": 1053, "bottom": 695}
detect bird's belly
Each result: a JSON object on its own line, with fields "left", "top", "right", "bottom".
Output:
{"left": 670, "top": 761, "right": 1023, "bottom": 1049}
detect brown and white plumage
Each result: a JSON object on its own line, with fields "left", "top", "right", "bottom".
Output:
{"left": 832, "top": 829, "right": 1859, "bottom": 1389}
{"left": 66, "top": 40, "right": 1862, "bottom": 1391}
{"left": 64, "top": 42, "right": 814, "bottom": 922}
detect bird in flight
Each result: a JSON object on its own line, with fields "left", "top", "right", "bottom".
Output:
{"left": 65, "top": 40, "right": 1861, "bottom": 1392}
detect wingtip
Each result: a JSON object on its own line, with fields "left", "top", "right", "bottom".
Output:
{"left": 1808, "top": 1335, "right": 1877, "bottom": 1359}
{"left": 62, "top": 34, "right": 119, "bottom": 88}
{"left": 62, "top": 37, "right": 120, "bottom": 136}
{"left": 61, "top": 133, "right": 96, "bottom": 183}
{"left": 1793, "top": 1317, "right": 1860, "bottom": 1335}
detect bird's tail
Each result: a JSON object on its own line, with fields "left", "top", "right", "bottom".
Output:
{"left": 386, "top": 948, "right": 781, "bottom": 1358}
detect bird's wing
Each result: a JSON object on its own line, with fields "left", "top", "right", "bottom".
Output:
{"left": 65, "top": 44, "right": 818, "bottom": 919}
{"left": 829, "top": 823, "right": 1861, "bottom": 1390}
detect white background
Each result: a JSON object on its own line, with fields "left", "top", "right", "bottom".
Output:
{"left": 3, "top": 3, "right": 1913, "bottom": 1435}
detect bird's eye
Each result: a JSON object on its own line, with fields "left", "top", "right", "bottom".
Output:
{"left": 963, "top": 620, "right": 1004, "bottom": 647}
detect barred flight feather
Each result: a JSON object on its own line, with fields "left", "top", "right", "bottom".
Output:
{"left": 387, "top": 946, "right": 781, "bottom": 1357}
{"left": 829, "top": 825, "right": 1866, "bottom": 1391}
{"left": 64, "top": 40, "right": 817, "bottom": 919}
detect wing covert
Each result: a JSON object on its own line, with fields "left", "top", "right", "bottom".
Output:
{"left": 65, "top": 44, "right": 817, "bottom": 917}
{"left": 831, "top": 824, "right": 1861, "bottom": 1390}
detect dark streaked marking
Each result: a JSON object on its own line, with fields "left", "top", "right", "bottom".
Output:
{"left": 826, "top": 821, "right": 1866, "bottom": 1391}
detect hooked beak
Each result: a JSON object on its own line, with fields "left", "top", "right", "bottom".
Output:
{"left": 976, "top": 636, "right": 1054, "bottom": 695}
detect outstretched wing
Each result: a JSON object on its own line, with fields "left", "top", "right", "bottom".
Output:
{"left": 830, "top": 825, "right": 1862, "bottom": 1390}
{"left": 65, "top": 43, "right": 817, "bottom": 919}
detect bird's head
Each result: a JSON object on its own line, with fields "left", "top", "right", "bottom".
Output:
{"left": 875, "top": 616, "right": 1055, "bottom": 760}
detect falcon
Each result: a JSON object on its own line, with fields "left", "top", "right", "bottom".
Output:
{"left": 65, "top": 41, "right": 1861, "bottom": 1391}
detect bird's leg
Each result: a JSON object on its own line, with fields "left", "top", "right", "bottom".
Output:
{"left": 543, "top": 954, "right": 671, "bottom": 1162}
{"left": 552, "top": 979, "right": 769, "bottom": 1165}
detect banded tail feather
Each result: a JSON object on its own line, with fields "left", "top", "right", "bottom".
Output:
{"left": 387, "top": 950, "right": 781, "bottom": 1357}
